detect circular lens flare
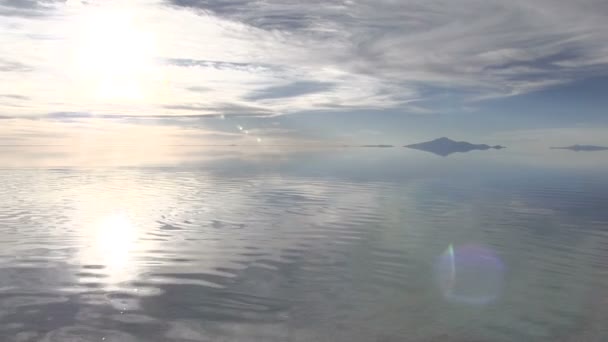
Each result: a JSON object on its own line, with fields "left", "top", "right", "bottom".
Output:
{"left": 436, "top": 244, "right": 505, "bottom": 305}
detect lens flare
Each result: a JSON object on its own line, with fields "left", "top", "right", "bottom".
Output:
{"left": 435, "top": 244, "right": 505, "bottom": 305}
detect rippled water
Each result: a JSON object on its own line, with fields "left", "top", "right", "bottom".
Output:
{"left": 1, "top": 148, "right": 608, "bottom": 341}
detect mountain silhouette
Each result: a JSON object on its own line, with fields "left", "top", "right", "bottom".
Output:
{"left": 404, "top": 137, "right": 505, "bottom": 156}
{"left": 551, "top": 145, "right": 608, "bottom": 152}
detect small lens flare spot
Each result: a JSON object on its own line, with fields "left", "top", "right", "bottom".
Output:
{"left": 435, "top": 244, "right": 504, "bottom": 305}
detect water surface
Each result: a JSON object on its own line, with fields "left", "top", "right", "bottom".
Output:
{"left": 1, "top": 148, "right": 607, "bottom": 341}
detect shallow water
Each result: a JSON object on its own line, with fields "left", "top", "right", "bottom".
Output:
{"left": 1, "top": 148, "right": 608, "bottom": 341}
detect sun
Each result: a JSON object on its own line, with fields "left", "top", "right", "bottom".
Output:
{"left": 71, "top": 7, "right": 158, "bottom": 101}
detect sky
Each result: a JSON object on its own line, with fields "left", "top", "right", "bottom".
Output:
{"left": 1, "top": 0, "right": 607, "bottom": 147}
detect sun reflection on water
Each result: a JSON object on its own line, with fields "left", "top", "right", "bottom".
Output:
{"left": 80, "top": 212, "right": 140, "bottom": 286}
{"left": 95, "top": 213, "right": 137, "bottom": 269}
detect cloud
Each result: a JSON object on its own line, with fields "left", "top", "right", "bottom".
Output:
{"left": 0, "top": 116, "right": 246, "bottom": 145}
{"left": 245, "top": 81, "right": 335, "bottom": 101}
{"left": 166, "top": 0, "right": 608, "bottom": 98}
{"left": 164, "top": 58, "right": 276, "bottom": 71}
{"left": 0, "top": 58, "right": 32, "bottom": 72}
{"left": 0, "top": 112, "right": 315, "bottom": 150}
{"left": 185, "top": 86, "right": 210, "bottom": 93}
{"left": 0, "top": 0, "right": 63, "bottom": 17}
{"left": 165, "top": 0, "right": 350, "bottom": 31}
{"left": 163, "top": 103, "right": 276, "bottom": 117}
{"left": 0, "top": 94, "right": 29, "bottom": 100}
{"left": 0, "top": 0, "right": 607, "bottom": 118}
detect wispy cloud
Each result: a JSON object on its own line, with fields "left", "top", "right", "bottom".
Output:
{"left": 0, "top": 113, "right": 312, "bottom": 148}
{"left": 0, "top": 0, "right": 64, "bottom": 17}
{"left": 166, "top": 0, "right": 608, "bottom": 96}
{"left": 0, "top": 94, "right": 29, "bottom": 100}
{"left": 0, "top": 116, "right": 246, "bottom": 146}
{"left": 245, "top": 81, "right": 335, "bottom": 101}
{"left": 0, "top": 0, "right": 607, "bottom": 118}
{"left": 163, "top": 103, "right": 275, "bottom": 117}
{"left": 0, "top": 58, "right": 32, "bottom": 72}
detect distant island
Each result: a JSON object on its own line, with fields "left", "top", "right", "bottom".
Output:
{"left": 404, "top": 137, "right": 505, "bottom": 156}
{"left": 360, "top": 144, "right": 394, "bottom": 148}
{"left": 550, "top": 145, "right": 608, "bottom": 152}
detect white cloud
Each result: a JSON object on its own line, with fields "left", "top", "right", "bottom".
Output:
{"left": 1, "top": 0, "right": 607, "bottom": 117}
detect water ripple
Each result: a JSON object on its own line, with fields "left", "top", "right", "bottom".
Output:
{"left": 1, "top": 167, "right": 608, "bottom": 341}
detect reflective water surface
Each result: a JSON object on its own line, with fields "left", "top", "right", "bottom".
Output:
{"left": 1, "top": 148, "right": 608, "bottom": 341}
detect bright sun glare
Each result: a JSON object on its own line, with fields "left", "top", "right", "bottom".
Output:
{"left": 90, "top": 212, "right": 139, "bottom": 283}
{"left": 71, "top": 7, "right": 159, "bottom": 101}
